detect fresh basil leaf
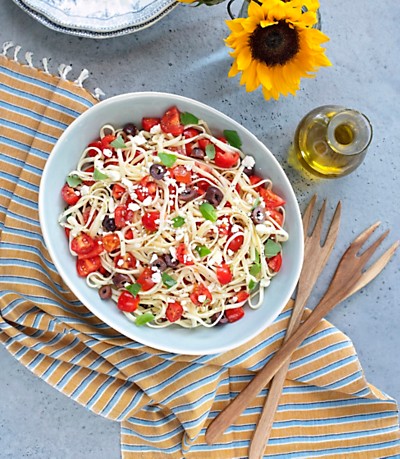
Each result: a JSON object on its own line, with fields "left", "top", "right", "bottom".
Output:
{"left": 248, "top": 279, "right": 257, "bottom": 291}
{"left": 126, "top": 283, "right": 141, "bottom": 297}
{"left": 158, "top": 152, "right": 177, "bottom": 167}
{"left": 162, "top": 272, "right": 177, "bottom": 289}
{"left": 251, "top": 197, "right": 261, "bottom": 210}
{"left": 180, "top": 112, "right": 199, "bottom": 125}
{"left": 195, "top": 245, "right": 211, "bottom": 258}
{"left": 249, "top": 263, "right": 261, "bottom": 277}
{"left": 205, "top": 143, "right": 216, "bottom": 160}
{"left": 172, "top": 216, "right": 185, "bottom": 228}
{"left": 110, "top": 136, "right": 126, "bottom": 149}
{"left": 264, "top": 239, "right": 282, "bottom": 258}
{"left": 254, "top": 249, "right": 260, "bottom": 265}
{"left": 93, "top": 168, "right": 109, "bottom": 181}
{"left": 67, "top": 174, "right": 82, "bottom": 187}
{"left": 223, "top": 130, "right": 242, "bottom": 149}
{"left": 135, "top": 312, "right": 155, "bottom": 326}
{"left": 199, "top": 202, "right": 217, "bottom": 222}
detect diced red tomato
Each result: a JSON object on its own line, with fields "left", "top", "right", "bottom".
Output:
{"left": 176, "top": 243, "right": 194, "bottom": 266}
{"left": 198, "top": 138, "right": 211, "bottom": 151}
{"left": 61, "top": 183, "right": 80, "bottom": 206}
{"left": 136, "top": 176, "right": 157, "bottom": 202}
{"left": 136, "top": 267, "right": 156, "bottom": 291}
{"left": 115, "top": 204, "right": 134, "bottom": 229}
{"left": 101, "top": 134, "right": 116, "bottom": 150}
{"left": 142, "top": 117, "right": 160, "bottom": 131}
{"left": 83, "top": 208, "right": 98, "bottom": 228}
{"left": 76, "top": 256, "right": 102, "bottom": 277}
{"left": 259, "top": 188, "right": 286, "bottom": 208}
{"left": 117, "top": 291, "right": 140, "bottom": 312}
{"left": 216, "top": 263, "right": 233, "bottom": 285}
{"left": 77, "top": 238, "right": 104, "bottom": 260}
{"left": 102, "top": 233, "right": 120, "bottom": 253}
{"left": 249, "top": 175, "right": 264, "bottom": 191}
{"left": 166, "top": 302, "right": 184, "bottom": 322}
{"left": 268, "top": 209, "right": 284, "bottom": 227}
{"left": 125, "top": 228, "right": 134, "bottom": 240}
{"left": 171, "top": 165, "right": 192, "bottom": 184}
{"left": 160, "top": 106, "right": 184, "bottom": 136}
{"left": 184, "top": 128, "right": 199, "bottom": 139}
{"left": 142, "top": 211, "right": 160, "bottom": 232}
{"left": 112, "top": 184, "right": 126, "bottom": 200}
{"left": 82, "top": 166, "right": 95, "bottom": 186}
{"left": 190, "top": 284, "right": 213, "bottom": 307}
{"left": 267, "top": 253, "right": 282, "bottom": 272}
{"left": 225, "top": 307, "right": 245, "bottom": 323}
{"left": 236, "top": 291, "right": 250, "bottom": 303}
{"left": 227, "top": 234, "right": 244, "bottom": 252}
{"left": 64, "top": 228, "right": 71, "bottom": 239}
{"left": 71, "top": 233, "right": 96, "bottom": 255}
{"left": 87, "top": 140, "right": 103, "bottom": 157}
{"left": 114, "top": 252, "right": 137, "bottom": 270}
{"left": 214, "top": 148, "right": 240, "bottom": 168}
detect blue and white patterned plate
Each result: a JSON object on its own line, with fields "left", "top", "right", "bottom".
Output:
{"left": 12, "top": 0, "right": 178, "bottom": 38}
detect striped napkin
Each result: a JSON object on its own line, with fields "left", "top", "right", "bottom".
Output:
{"left": 1, "top": 45, "right": 399, "bottom": 459}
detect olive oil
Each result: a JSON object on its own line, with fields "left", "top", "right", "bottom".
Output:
{"left": 292, "top": 105, "right": 373, "bottom": 178}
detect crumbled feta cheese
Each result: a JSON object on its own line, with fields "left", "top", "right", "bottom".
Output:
{"left": 142, "top": 196, "right": 152, "bottom": 206}
{"left": 74, "top": 190, "right": 80, "bottom": 196}
{"left": 255, "top": 224, "right": 270, "bottom": 235}
{"left": 117, "top": 259, "right": 124, "bottom": 267}
{"left": 80, "top": 185, "right": 90, "bottom": 196}
{"left": 127, "top": 202, "right": 140, "bottom": 211}
{"left": 231, "top": 296, "right": 238, "bottom": 303}
{"left": 153, "top": 155, "right": 161, "bottom": 163}
{"left": 184, "top": 164, "right": 192, "bottom": 171}
{"left": 227, "top": 249, "right": 234, "bottom": 257}
{"left": 242, "top": 155, "right": 255, "bottom": 169}
{"left": 107, "top": 171, "right": 121, "bottom": 181}
{"left": 198, "top": 295, "right": 206, "bottom": 303}
{"left": 150, "top": 124, "right": 162, "bottom": 134}
{"left": 102, "top": 148, "right": 113, "bottom": 158}
{"left": 231, "top": 224, "right": 241, "bottom": 234}
{"left": 151, "top": 271, "right": 162, "bottom": 283}
{"left": 260, "top": 278, "right": 271, "bottom": 287}
{"left": 132, "top": 132, "right": 147, "bottom": 145}
{"left": 169, "top": 246, "right": 177, "bottom": 259}
{"left": 150, "top": 254, "right": 159, "bottom": 263}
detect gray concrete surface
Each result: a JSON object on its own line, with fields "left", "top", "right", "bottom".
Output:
{"left": 0, "top": 0, "right": 399, "bottom": 457}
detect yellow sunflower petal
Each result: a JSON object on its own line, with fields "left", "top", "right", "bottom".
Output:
{"left": 236, "top": 47, "right": 253, "bottom": 71}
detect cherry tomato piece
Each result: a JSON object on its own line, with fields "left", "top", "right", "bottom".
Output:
{"left": 176, "top": 243, "right": 194, "bottom": 265}
{"left": 136, "top": 176, "right": 157, "bottom": 202}
{"left": 198, "top": 138, "right": 211, "bottom": 151}
{"left": 160, "top": 106, "right": 184, "bottom": 136}
{"left": 76, "top": 256, "right": 102, "bottom": 277}
{"left": 71, "top": 233, "right": 96, "bottom": 255}
{"left": 227, "top": 234, "right": 244, "bottom": 252}
{"left": 214, "top": 148, "right": 240, "bottom": 168}
{"left": 225, "top": 307, "right": 245, "bottom": 323}
{"left": 142, "top": 211, "right": 160, "bottom": 232}
{"left": 190, "top": 284, "right": 213, "bottom": 307}
{"left": 260, "top": 188, "right": 286, "bottom": 208}
{"left": 101, "top": 134, "right": 116, "bottom": 150}
{"left": 64, "top": 228, "right": 71, "bottom": 239}
{"left": 236, "top": 291, "right": 250, "bottom": 303}
{"left": 166, "top": 302, "right": 184, "bottom": 322}
{"left": 268, "top": 209, "right": 284, "bottom": 227}
{"left": 112, "top": 184, "right": 126, "bottom": 200}
{"left": 216, "top": 263, "right": 233, "bottom": 285}
{"left": 61, "top": 183, "right": 80, "bottom": 206}
{"left": 77, "top": 238, "right": 104, "bottom": 260}
{"left": 87, "top": 140, "right": 103, "bottom": 157}
{"left": 142, "top": 117, "right": 160, "bottom": 131}
{"left": 184, "top": 128, "right": 199, "bottom": 139}
{"left": 115, "top": 205, "right": 134, "bottom": 229}
{"left": 136, "top": 267, "right": 156, "bottom": 291}
{"left": 117, "top": 291, "right": 140, "bottom": 312}
{"left": 115, "top": 252, "right": 137, "bottom": 270}
{"left": 267, "top": 253, "right": 282, "bottom": 272}
{"left": 171, "top": 165, "right": 192, "bottom": 184}
{"left": 102, "top": 233, "right": 120, "bottom": 253}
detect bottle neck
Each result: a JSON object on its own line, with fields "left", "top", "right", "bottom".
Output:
{"left": 327, "top": 109, "right": 373, "bottom": 156}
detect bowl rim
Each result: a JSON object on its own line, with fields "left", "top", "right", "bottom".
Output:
{"left": 39, "top": 91, "right": 304, "bottom": 355}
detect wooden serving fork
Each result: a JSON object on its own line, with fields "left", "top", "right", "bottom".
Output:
{"left": 249, "top": 196, "right": 341, "bottom": 459}
{"left": 206, "top": 218, "right": 399, "bottom": 445}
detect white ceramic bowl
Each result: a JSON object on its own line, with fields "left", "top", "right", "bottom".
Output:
{"left": 39, "top": 92, "right": 303, "bottom": 355}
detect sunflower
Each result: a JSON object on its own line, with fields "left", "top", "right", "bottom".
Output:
{"left": 225, "top": 0, "right": 331, "bottom": 100}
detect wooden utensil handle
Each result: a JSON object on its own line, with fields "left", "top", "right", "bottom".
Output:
{"left": 205, "top": 295, "right": 337, "bottom": 445}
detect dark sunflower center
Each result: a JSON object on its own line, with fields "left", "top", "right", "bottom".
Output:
{"left": 249, "top": 21, "right": 300, "bottom": 67}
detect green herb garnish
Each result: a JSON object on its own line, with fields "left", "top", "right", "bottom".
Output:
{"left": 254, "top": 248, "right": 260, "bottom": 265}
{"left": 199, "top": 202, "right": 217, "bottom": 222}
{"left": 172, "top": 216, "right": 185, "bottom": 228}
{"left": 223, "top": 130, "right": 242, "bottom": 149}
{"left": 158, "top": 152, "right": 177, "bottom": 167}
{"left": 135, "top": 312, "right": 155, "bottom": 326}
{"left": 67, "top": 174, "right": 82, "bottom": 187}
{"left": 249, "top": 263, "right": 261, "bottom": 277}
{"left": 205, "top": 143, "right": 216, "bottom": 160}
{"left": 93, "top": 168, "right": 109, "bottom": 181}
{"left": 264, "top": 239, "right": 282, "bottom": 258}
{"left": 180, "top": 112, "right": 199, "bottom": 125}
{"left": 126, "top": 283, "right": 141, "bottom": 297}
{"left": 195, "top": 245, "right": 211, "bottom": 258}
{"left": 110, "top": 136, "right": 127, "bottom": 149}
{"left": 162, "top": 272, "right": 177, "bottom": 289}
{"left": 248, "top": 279, "right": 257, "bottom": 291}
{"left": 251, "top": 197, "right": 261, "bottom": 210}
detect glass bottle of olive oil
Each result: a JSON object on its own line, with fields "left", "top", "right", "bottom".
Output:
{"left": 292, "top": 105, "right": 373, "bottom": 178}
